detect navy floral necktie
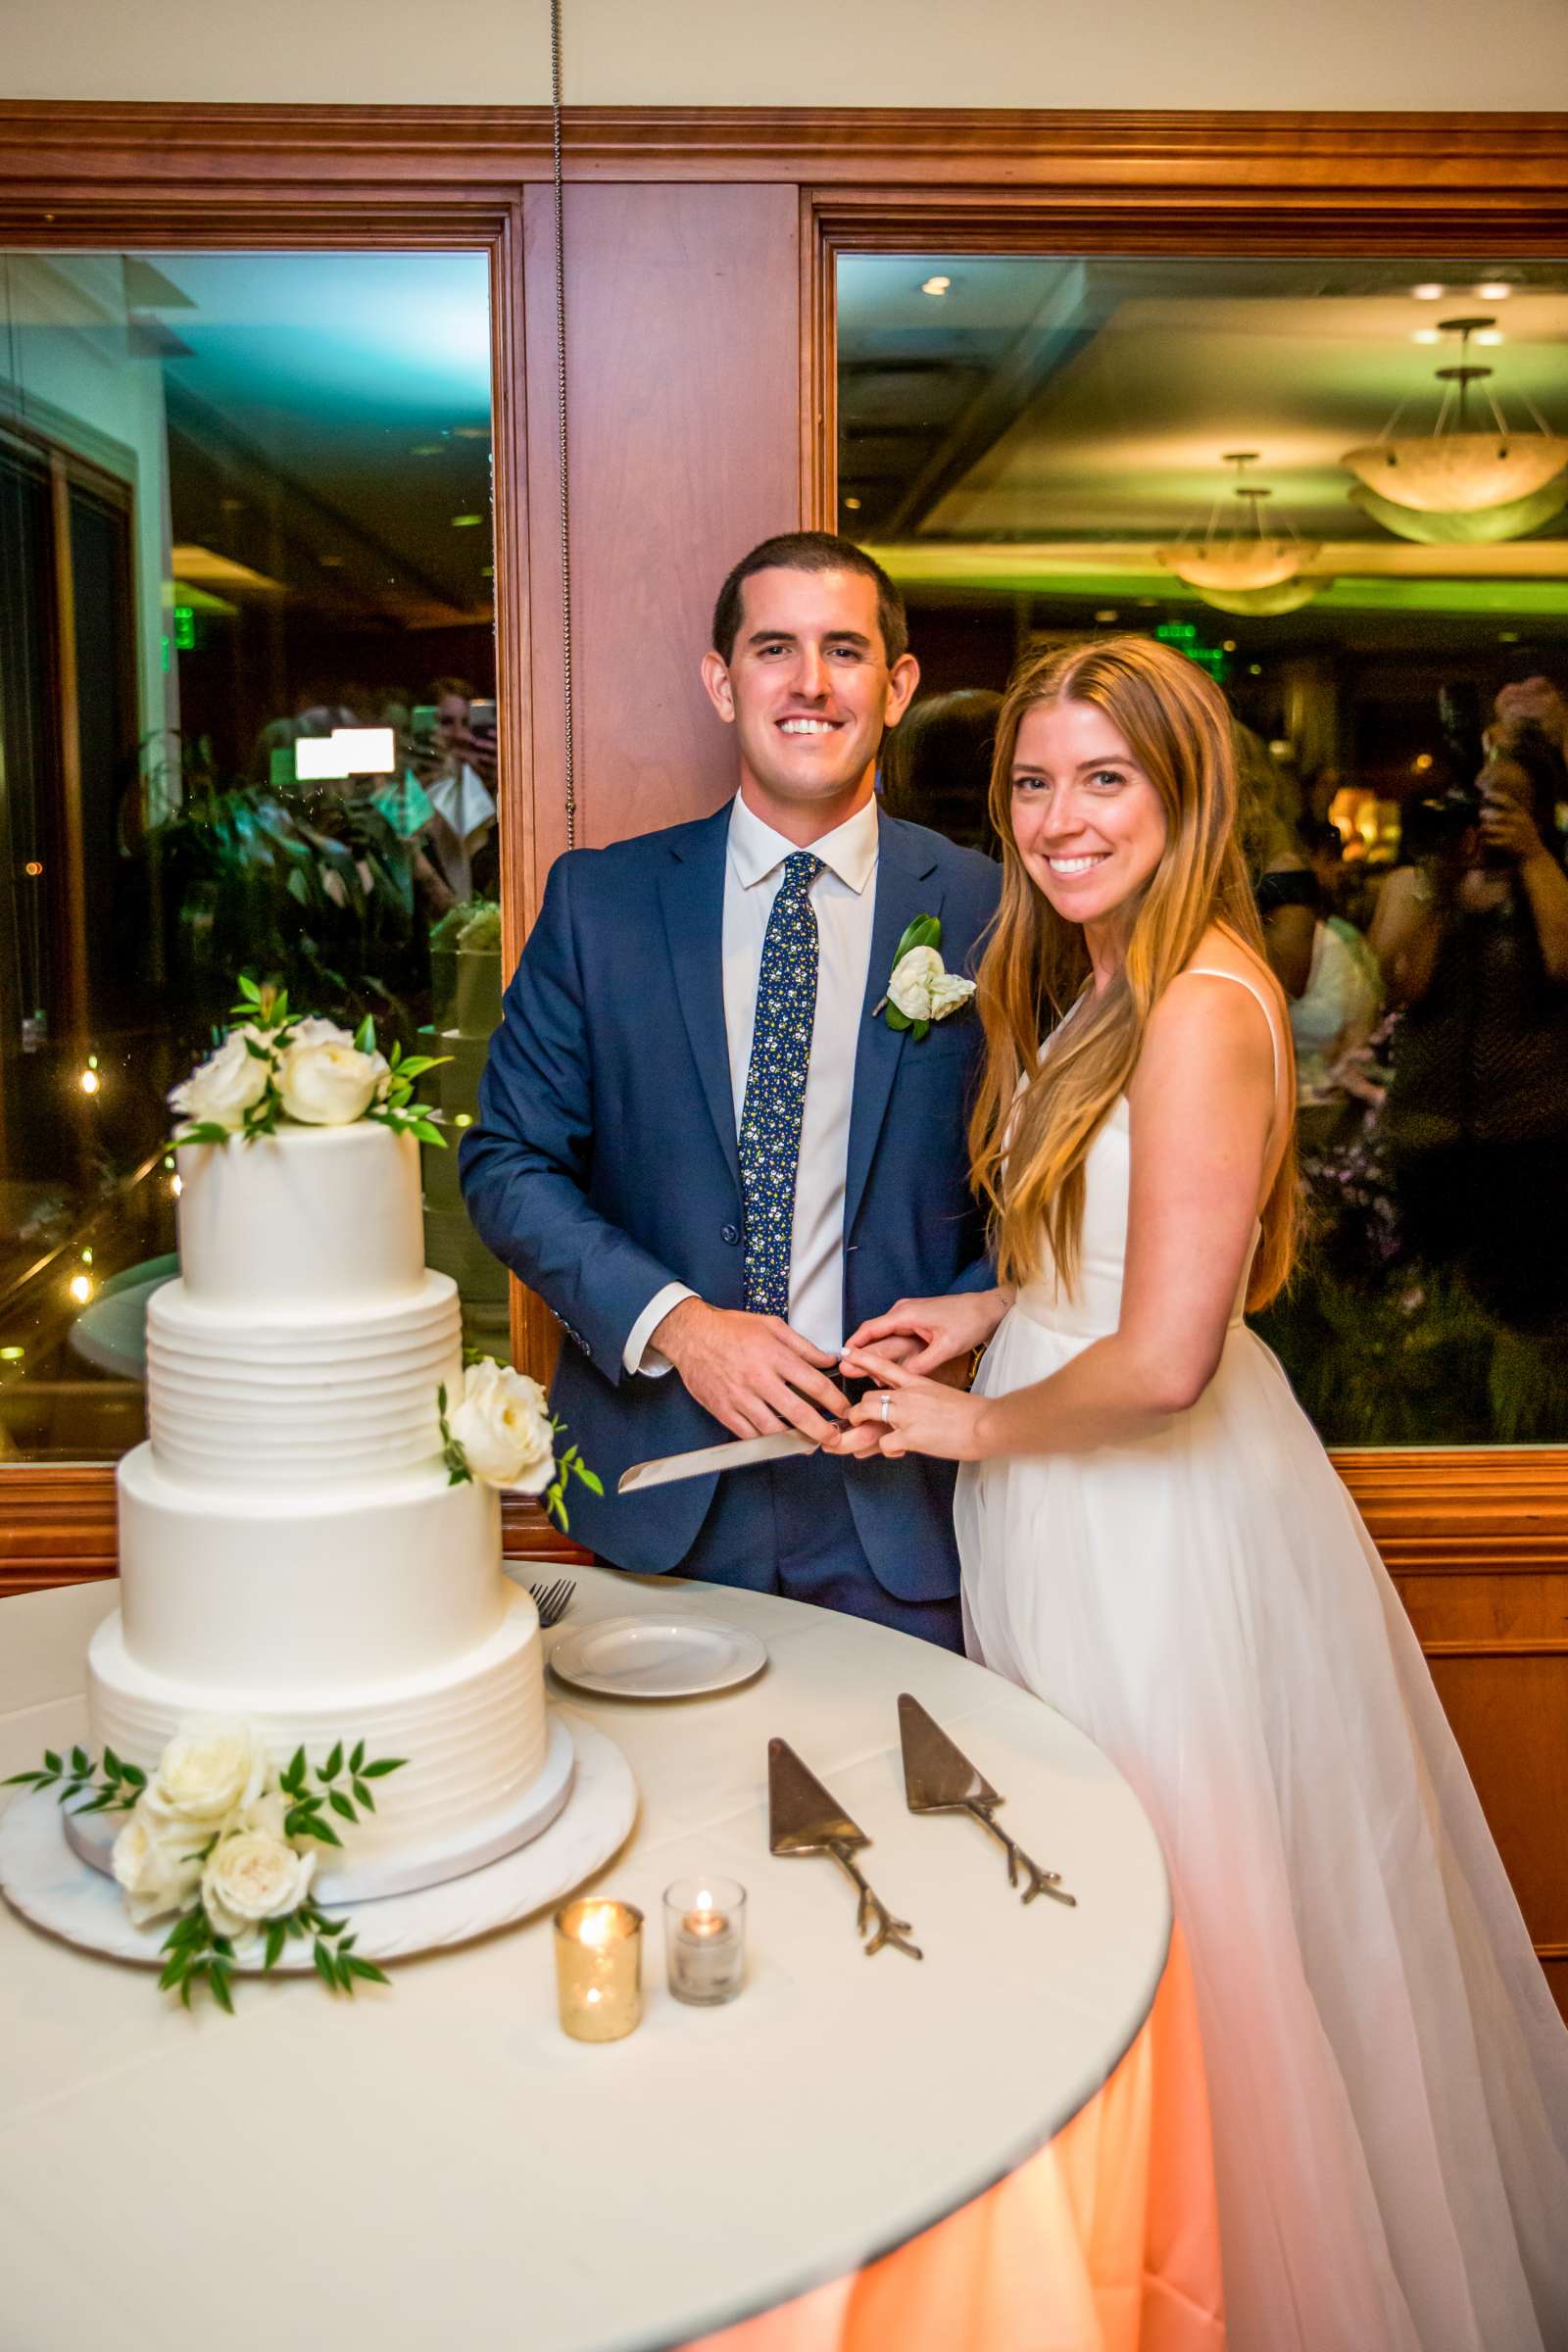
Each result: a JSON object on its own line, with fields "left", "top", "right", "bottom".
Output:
{"left": 739, "top": 852, "right": 821, "bottom": 1317}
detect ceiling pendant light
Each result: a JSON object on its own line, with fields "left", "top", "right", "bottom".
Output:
{"left": 1155, "top": 453, "right": 1321, "bottom": 598}
{"left": 1347, "top": 477, "right": 1568, "bottom": 546}
{"left": 1341, "top": 316, "right": 1568, "bottom": 517}
{"left": 1187, "top": 578, "right": 1325, "bottom": 618}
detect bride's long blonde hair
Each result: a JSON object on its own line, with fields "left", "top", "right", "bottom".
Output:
{"left": 969, "top": 635, "right": 1298, "bottom": 1310}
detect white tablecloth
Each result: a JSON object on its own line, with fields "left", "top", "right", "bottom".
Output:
{"left": 0, "top": 1568, "right": 1171, "bottom": 2352}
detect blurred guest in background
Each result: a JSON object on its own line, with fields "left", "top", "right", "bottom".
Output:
{"left": 1291, "top": 820, "right": 1384, "bottom": 1147}
{"left": 879, "top": 687, "right": 1002, "bottom": 853}
{"left": 1236, "top": 723, "right": 1317, "bottom": 998}
{"left": 1374, "top": 722, "right": 1568, "bottom": 1330}
{"left": 414, "top": 675, "right": 500, "bottom": 906}
{"left": 1494, "top": 673, "right": 1568, "bottom": 760}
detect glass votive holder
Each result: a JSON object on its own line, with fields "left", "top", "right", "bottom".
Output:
{"left": 554, "top": 1898, "right": 644, "bottom": 2041}
{"left": 663, "top": 1876, "right": 747, "bottom": 2007}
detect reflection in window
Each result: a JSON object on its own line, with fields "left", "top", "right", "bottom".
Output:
{"left": 840, "top": 256, "right": 1568, "bottom": 1446}
{"left": 0, "top": 252, "right": 504, "bottom": 1462}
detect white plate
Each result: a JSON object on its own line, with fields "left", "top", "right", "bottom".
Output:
{"left": 549, "top": 1615, "right": 767, "bottom": 1700}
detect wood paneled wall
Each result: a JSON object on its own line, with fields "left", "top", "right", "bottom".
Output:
{"left": 522, "top": 180, "right": 803, "bottom": 869}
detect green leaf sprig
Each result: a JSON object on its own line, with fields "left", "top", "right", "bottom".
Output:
{"left": 158, "top": 1901, "right": 238, "bottom": 2013}
{"left": 874, "top": 913, "right": 943, "bottom": 1042}
{"left": 174, "top": 972, "right": 297, "bottom": 1148}
{"left": 361, "top": 1021, "right": 451, "bottom": 1149}
{"left": 159, "top": 1895, "right": 391, "bottom": 2012}
{"left": 276, "top": 1740, "right": 407, "bottom": 1849}
{"left": 437, "top": 1382, "right": 603, "bottom": 1532}
{"left": 437, "top": 1382, "right": 473, "bottom": 1487}
{"left": 542, "top": 1421, "right": 604, "bottom": 1536}
{"left": 3, "top": 1742, "right": 146, "bottom": 1814}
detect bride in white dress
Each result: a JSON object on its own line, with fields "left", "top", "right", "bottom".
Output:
{"left": 838, "top": 636, "right": 1568, "bottom": 2350}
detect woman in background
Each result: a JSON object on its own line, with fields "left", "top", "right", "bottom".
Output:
{"left": 838, "top": 637, "right": 1568, "bottom": 2352}
{"left": 1374, "top": 720, "right": 1568, "bottom": 1330}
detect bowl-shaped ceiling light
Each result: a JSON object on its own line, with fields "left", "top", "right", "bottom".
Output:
{"left": 1348, "top": 478, "right": 1568, "bottom": 545}
{"left": 1155, "top": 453, "right": 1321, "bottom": 597}
{"left": 1342, "top": 316, "right": 1568, "bottom": 519}
{"left": 1190, "top": 578, "right": 1328, "bottom": 617}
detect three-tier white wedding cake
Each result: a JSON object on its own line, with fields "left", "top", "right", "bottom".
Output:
{"left": 81, "top": 1117, "right": 564, "bottom": 1902}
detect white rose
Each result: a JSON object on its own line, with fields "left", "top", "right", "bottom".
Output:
{"left": 111, "top": 1805, "right": 208, "bottom": 1927}
{"left": 887, "top": 946, "right": 976, "bottom": 1024}
{"left": 928, "top": 968, "right": 977, "bottom": 1019}
{"left": 202, "top": 1828, "right": 316, "bottom": 1941}
{"left": 447, "top": 1357, "right": 557, "bottom": 1493}
{"left": 145, "top": 1720, "right": 270, "bottom": 1829}
{"left": 168, "top": 1029, "right": 271, "bottom": 1131}
{"left": 276, "top": 1018, "right": 390, "bottom": 1126}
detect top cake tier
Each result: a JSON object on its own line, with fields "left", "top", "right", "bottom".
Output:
{"left": 175, "top": 1122, "right": 426, "bottom": 1311}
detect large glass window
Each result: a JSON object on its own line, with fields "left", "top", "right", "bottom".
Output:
{"left": 0, "top": 251, "right": 504, "bottom": 1461}
{"left": 840, "top": 256, "right": 1568, "bottom": 1446}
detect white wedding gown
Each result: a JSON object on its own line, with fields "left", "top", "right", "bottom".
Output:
{"left": 956, "top": 968, "right": 1568, "bottom": 2352}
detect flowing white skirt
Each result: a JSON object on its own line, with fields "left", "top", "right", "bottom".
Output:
{"left": 957, "top": 1304, "right": 1568, "bottom": 2352}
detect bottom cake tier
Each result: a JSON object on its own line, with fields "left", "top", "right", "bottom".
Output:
{"left": 81, "top": 1586, "right": 562, "bottom": 1901}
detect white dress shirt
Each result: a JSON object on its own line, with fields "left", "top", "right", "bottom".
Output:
{"left": 623, "top": 793, "right": 881, "bottom": 1373}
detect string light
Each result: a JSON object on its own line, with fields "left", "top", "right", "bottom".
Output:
{"left": 69, "top": 1273, "right": 93, "bottom": 1305}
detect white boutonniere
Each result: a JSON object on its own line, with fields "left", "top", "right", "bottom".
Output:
{"left": 871, "top": 915, "right": 977, "bottom": 1042}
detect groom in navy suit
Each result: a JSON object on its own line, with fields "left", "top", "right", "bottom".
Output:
{"left": 460, "top": 533, "right": 1000, "bottom": 1647}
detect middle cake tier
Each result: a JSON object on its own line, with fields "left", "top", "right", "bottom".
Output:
{"left": 145, "top": 1269, "right": 463, "bottom": 1485}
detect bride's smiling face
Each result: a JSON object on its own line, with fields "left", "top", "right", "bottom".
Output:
{"left": 1009, "top": 698, "right": 1169, "bottom": 936}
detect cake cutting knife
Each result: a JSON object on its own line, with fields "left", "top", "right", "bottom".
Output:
{"left": 767, "top": 1737, "right": 922, "bottom": 1960}
{"left": 618, "top": 1431, "right": 816, "bottom": 1494}
{"left": 898, "top": 1693, "right": 1076, "bottom": 1908}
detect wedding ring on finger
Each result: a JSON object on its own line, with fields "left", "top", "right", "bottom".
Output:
{"left": 879, "top": 1393, "right": 893, "bottom": 1427}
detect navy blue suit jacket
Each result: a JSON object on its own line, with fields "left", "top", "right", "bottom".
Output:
{"left": 460, "top": 801, "right": 1001, "bottom": 1601}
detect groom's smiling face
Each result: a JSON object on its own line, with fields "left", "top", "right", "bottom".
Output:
{"left": 701, "top": 566, "right": 917, "bottom": 832}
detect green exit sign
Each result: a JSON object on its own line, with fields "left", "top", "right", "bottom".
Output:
{"left": 173, "top": 605, "right": 197, "bottom": 651}
{"left": 1155, "top": 617, "right": 1227, "bottom": 684}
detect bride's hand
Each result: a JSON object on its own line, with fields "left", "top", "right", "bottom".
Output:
{"left": 838, "top": 1348, "right": 994, "bottom": 1464}
{"left": 842, "top": 1288, "right": 1007, "bottom": 1377}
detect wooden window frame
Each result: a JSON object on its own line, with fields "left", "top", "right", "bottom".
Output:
{"left": 1, "top": 104, "right": 1566, "bottom": 1587}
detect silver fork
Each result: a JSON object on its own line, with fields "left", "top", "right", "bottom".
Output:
{"left": 529, "top": 1577, "right": 576, "bottom": 1629}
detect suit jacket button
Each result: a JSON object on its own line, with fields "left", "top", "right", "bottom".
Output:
{"left": 721, "top": 1223, "right": 740, "bottom": 1245}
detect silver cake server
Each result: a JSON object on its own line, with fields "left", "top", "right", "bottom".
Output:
{"left": 618, "top": 1430, "right": 816, "bottom": 1494}
{"left": 898, "top": 1693, "right": 1076, "bottom": 1907}
{"left": 767, "top": 1737, "right": 922, "bottom": 1960}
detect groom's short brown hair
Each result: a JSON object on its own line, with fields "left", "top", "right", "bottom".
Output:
{"left": 711, "top": 532, "right": 908, "bottom": 667}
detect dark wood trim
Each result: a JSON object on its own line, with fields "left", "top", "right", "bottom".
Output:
{"left": 10, "top": 1449, "right": 1567, "bottom": 1592}
{"left": 1334, "top": 1451, "right": 1568, "bottom": 1573}
{"left": 0, "top": 1468, "right": 117, "bottom": 1590}
{"left": 4, "top": 105, "right": 1568, "bottom": 207}
{"left": 501, "top": 1494, "right": 593, "bottom": 1566}
{"left": 45, "top": 452, "right": 89, "bottom": 1055}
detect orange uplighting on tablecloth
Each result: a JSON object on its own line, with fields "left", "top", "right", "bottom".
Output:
{"left": 683, "top": 1922, "right": 1223, "bottom": 2352}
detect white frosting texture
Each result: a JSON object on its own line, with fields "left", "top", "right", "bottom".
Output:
{"left": 174, "top": 1122, "right": 425, "bottom": 1311}
{"left": 91, "top": 1118, "right": 553, "bottom": 1900}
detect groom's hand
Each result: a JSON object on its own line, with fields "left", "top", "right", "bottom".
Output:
{"left": 651, "top": 1298, "right": 850, "bottom": 1444}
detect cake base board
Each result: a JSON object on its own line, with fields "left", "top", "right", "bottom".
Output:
{"left": 0, "top": 1711, "right": 636, "bottom": 1972}
{"left": 63, "top": 1710, "right": 577, "bottom": 1904}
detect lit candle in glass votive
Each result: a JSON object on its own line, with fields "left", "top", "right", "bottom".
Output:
{"left": 663, "top": 1876, "right": 747, "bottom": 2006}
{"left": 554, "top": 1898, "right": 643, "bottom": 2041}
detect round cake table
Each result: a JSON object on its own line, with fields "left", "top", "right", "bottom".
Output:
{"left": 0, "top": 1568, "right": 1223, "bottom": 2352}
